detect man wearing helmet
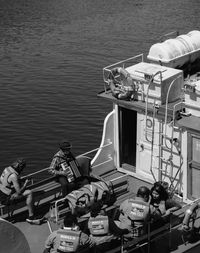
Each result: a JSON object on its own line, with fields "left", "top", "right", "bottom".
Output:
{"left": 0, "top": 158, "right": 37, "bottom": 223}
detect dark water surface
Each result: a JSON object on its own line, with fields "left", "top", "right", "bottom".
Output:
{"left": 0, "top": 0, "right": 200, "bottom": 174}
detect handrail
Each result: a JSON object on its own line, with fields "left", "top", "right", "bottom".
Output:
{"left": 92, "top": 156, "right": 113, "bottom": 169}
{"left": 21, "top": 142, "right": 112, "bottom": 180}
{"left": 103, "top": 54, "right": 144, "bottom": 91}
{"left": 81, "top": 142, "right": 112, "bottom": 157}
{"left": 121, "top": 200, "right": 200, "bottom": 253}
{"left": 103, "top": 54, "right": 144, "bottom": 71}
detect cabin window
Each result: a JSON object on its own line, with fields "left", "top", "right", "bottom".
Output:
{"left": 119, "top": 107, "right": 137, "bottom": 172}
{"left": 192, "top": 137, "right": 200, "bottom": 163}
{"left": 188, "top": 133, "right": 200, "bottom": 199}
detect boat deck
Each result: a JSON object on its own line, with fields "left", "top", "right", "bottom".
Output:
{"left": 2, "top": 170, "right": 200, "bottom": 253}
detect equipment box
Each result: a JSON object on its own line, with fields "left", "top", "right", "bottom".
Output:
{"left": 126, "top": 62, "right": 183, "bottom": 105}
{"left": 184, "top": 78, "right": 200, "bottom": 117}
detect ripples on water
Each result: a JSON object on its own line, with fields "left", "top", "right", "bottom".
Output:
{"left": 0, "top": 0, "right": 200, "bottom": 174}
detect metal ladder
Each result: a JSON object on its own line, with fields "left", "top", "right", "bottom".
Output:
{"left": 159, "top": 76, "right": 184, "bottom": 194}
{"left": 146, "top": 75, "right": 184, "bottom": 188}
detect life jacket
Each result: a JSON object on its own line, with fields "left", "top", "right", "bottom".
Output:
{"left": 57, "top": 228, "right": 81, "bottom": 253}
{"left": 0, "top": 166, "right": 18, "bottom": 195}
{"left": 88, "top": 215, "right": 109, "bottom": 236}
{"left": 126, "top": 198, "right": 150, "bottom": 237}
{"left": 55, "top": 151, "right": 81, "bottom": 183}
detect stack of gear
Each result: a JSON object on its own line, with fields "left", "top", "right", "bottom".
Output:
{"left": 65, "top": 180, "right": 113, "bottom": 216}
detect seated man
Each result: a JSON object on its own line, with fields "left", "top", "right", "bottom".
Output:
{"left": 119, "top": 186, "right": 151, "bottom": 238}
{"left": 43, "top": 212, "right": 96, "bottom": 253}
{"left": 87, "top": 201, "right": 129, "bottom": 250}
{"left": 48, "top": 141, "right": 89, "bottom": 198}
{"left": 0, "top": 158, "right": 39, "bottom": 223}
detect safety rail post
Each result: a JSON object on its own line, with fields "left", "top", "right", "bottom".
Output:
{"left": 169, "top": 213, "right": 172, "bottom": 251}
{"left": 147, "top": 221, "right": 151, "bottom": 253}
{"left": 120, "top": 236, "right": 124, "bottom": 253}
{"left": 149, "top": 100, "right": 157, "bottom": 182}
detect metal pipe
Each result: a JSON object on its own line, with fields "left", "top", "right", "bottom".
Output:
{"left": 164, "top": 75, "right": 182, "bottom": 149}
{"left": 145, "top": 71, "right": 162, "bottom": 143}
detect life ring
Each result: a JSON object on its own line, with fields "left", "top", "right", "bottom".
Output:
{"left": 181, "top": 202, "right": 199, "bottom": 231}
{"left": 108, "top": 67, "right": 136, "bottom": 100}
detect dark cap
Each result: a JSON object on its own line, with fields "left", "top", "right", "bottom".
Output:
{"left": 12, "top": 158, "right": 26, "bottom": 171}
{"left": 63, "top": 212, "right": 77, "bottom": 227}
{"left": 59, "top": 141, "right": 72, "bottom": 151}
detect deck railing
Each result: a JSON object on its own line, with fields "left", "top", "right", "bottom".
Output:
{"left": 103, "top": 54, "right": 144, "bottom": 93}
{"left": 107, "top": 199, "right": 200, "bottom": 253}
{"left": 21, "top": 142, "right": 113, "bottom": 185}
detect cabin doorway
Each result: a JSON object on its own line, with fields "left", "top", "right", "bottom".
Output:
{"left": 119, "top": 107, "right": 137, "bottom": 172}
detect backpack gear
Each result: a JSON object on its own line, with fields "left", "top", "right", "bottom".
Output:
{"left": 66, "top": 181, "right": 112, "bottom": 215}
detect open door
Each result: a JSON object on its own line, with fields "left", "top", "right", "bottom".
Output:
{"left": 119, "top": 107, "right": 137, "bottom": 172}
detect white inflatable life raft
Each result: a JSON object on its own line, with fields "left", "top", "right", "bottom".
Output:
{"left": 147, "top": 30, "right": 200, "bottom": 68}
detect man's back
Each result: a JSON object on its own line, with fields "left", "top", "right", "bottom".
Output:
{"left": 45, "top": 228, "right": 95, "bottom": 253}
{"left": 119, "top": 196, "right": 150, "bottom": 237}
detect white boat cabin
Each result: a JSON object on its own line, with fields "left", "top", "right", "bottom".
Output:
{"left": 93, "top": 30, "right": 200, "bottom": 205}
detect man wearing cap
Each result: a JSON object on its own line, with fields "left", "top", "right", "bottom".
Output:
{"left": 49, "top": 141, "right": 82, "bottom": 197}
{"left": 0, "top": 158, "right": 37, "bottom": 223}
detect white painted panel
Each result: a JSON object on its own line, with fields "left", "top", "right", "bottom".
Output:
{"left": 136, "top": 113, "right": 159, "bottom": 182}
